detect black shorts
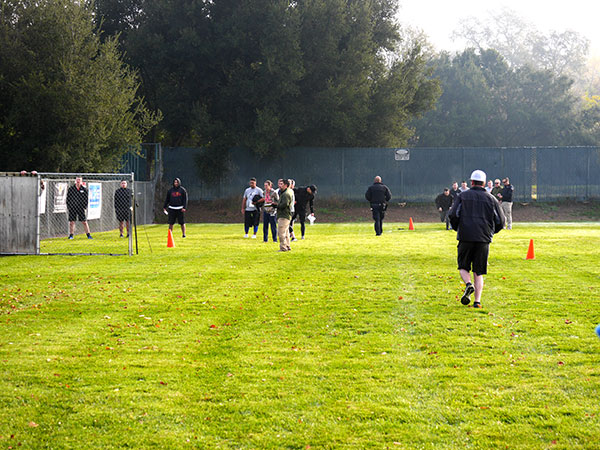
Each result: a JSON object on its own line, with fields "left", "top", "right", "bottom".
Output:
{"left": 116, "top": 209, "right": 130, "bottom": 222}
{"left": 68, "top": 209, "right": 86, "bottom": 222}
{"left": 168, "top": 208, "right": 185, "bottom": 225}
{"left": 457, "top": 241, "right": 489, "bottom": 275}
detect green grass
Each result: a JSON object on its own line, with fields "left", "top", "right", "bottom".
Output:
{"left": 1, "top": 222, "right": 600, "bottom": 449}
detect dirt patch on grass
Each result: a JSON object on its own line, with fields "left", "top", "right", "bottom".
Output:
{"left": 155, "top": 198, "right": 600, "bottom": 224}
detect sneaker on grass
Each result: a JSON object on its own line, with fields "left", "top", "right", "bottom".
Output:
{"left": 461, "top": 283, "right": 474, "bottom": 305}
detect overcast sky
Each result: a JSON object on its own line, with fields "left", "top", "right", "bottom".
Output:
{"left": 397, "top": 0, "right": 600, "bottom": 57}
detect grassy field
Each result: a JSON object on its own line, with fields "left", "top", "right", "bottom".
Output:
{"left": 1, "top": 222, "right": 600, "bottom": 449}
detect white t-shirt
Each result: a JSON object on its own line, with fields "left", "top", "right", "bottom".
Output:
{"left": 243, "top": 186, "right": 263, "bottom": 211}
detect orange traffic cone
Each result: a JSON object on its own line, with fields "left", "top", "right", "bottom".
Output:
{"left": 526, "top": 239, "right": 534, "bottom": 260}
{"left": 408, "top": 217, "right": 415, "bottom": 231}
{"left": 167, "top": 229, "right": 175, "bottom": 248}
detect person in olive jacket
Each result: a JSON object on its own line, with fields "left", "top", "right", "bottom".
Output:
{"left": 275, "top": 179, "right": 294, "bottom": 252}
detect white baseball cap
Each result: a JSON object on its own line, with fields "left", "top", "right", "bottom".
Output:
{"left": 470, "top": 170, "right": 486, "bottom": 183}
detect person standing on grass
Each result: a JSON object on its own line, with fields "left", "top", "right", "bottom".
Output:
{"left": 275, "top": 178, "right": 293, "bottom": 251}
{"left": 290, "top": 184, "right": 317, "bottom": 240}
{"left": 262, "top": 180, "right": 279, "bottom": 243}
{"left": 435, "top": 188, "right": 453, "bottom": 230}
{"left": 241, "top": 177, "right": 263, "bottom": 239}
{"left": 448, "top": 170, "right": 505, "bottom": 309}
{"left": 498, "top": 177, "right": 514, "bottom": 230}
{"left": 163, "top": 178, "right": 188, "bottom": 238}
{"left": 114, "top": 180, "right": 132, "bottom": 238}
{"left": 365, "top": 176, "right": 392, "bottom": 236}
{"left": 491, "top": 179, "right": 502, "bottom": 200}
{"left": 67, "top": 176, "right": 92, "bottom": 239}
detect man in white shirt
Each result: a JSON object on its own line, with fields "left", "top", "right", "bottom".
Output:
{"left": 241, "top": 177, "right": 264, "bottom": 238}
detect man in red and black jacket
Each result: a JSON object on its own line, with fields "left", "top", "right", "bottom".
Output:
{"left": 163, "top": 178, "right": 188, "bottom": 238}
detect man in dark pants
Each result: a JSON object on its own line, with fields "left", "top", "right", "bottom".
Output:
{"left": 241, "top": 177, "right": 263, "bottom": 239}
{"left": 449, "top": 170, "right": 505, "bottom": 309}
{"left": 290, "top": 185, "right": 317, "bottom": 240}
{"left": 365, "top": 176, "right": 392, "bottom": 236}
{"left": 435, "top": 188, "right": 453, "bottom": 230}
{"left": 163, "top": 178, "right": 188, "bottom": 237}
{"left": 114, "top": 180, "right": 132, "bottom": 238}
{"left": 498, "top": 177, "right": 514, "bottom": 230}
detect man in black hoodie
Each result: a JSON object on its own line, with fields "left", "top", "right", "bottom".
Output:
{"left": 365, "top": 176, "right": 392, "bottom": 236}
{"left": 449, "top": 170, "right": 505, "bottom": 309}
{"left": 163, "top": 178, "right": 188, "bottom": 237}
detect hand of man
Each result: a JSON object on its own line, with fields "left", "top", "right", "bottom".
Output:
{"left": 182, "top": 209, "right": 186, "bottom": 213}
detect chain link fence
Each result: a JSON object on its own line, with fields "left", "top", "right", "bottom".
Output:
{"left": 162, "top": 146, "right": 600, "bottom": 202}
{"left": 38, "top": 173, "right": 134, "bottom": 255}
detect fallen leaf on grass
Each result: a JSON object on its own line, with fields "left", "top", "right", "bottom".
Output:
{"left": 28, "top": 422, "right": 39, "bottom": 427}
{"left": 557, "top": 361, "right": 564, "bottom": 366}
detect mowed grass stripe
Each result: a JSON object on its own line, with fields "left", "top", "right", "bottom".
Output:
{"left": 1, "top": 223, "right": 599, "bottom": 449}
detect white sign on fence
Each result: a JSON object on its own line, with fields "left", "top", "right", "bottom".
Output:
{"left": 394, "top": 148, "right": 410, "bottom": 161}
{"left": 88, "top": 183, "right": 102, "bottom": 220}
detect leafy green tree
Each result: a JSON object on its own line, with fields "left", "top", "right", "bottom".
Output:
{"left": 94, "top": 0, "right": 440, "bottom": 165}
{"left": 0, "top": 0, "right": 159, "bottom": 172}
{"left": 412, "top": 49, "right": 583, "bottom": 147}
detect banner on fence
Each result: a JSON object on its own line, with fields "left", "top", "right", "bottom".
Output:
{"left": 88, "top": 183, "right": 102, "bottom": 220}
{"left": 53, "top": 182, "right": 67, "bottom": 213}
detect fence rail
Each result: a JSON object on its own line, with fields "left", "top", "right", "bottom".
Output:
{"left": 161, "top": 146, "right": 600, "bottom": 202}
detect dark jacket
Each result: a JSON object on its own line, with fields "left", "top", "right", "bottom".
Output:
{"left": 294, "top": 187, "right": 315, "bottom": 213}
{"left": 435, "top": 193, "right": 453, "bottom": 211}
{"left": 66, "top": 184, "right": 88, "bottom": 211}
{"left": 164, "top": 186, "right": 188, "bottom": 209}
{"left": 114, "top": 187, "right": 132, "bottom": 211}
{"left": 449, "top": 188, "right": 460, "bottom": 201}
{"left": 448, "top": 186, "right": 505, "bottom": 243}
{"left": 365, "top": 182, "right": 392, "bottom": 204}
{"left": 500, "top": 184, "right": 514, "bottom": 202}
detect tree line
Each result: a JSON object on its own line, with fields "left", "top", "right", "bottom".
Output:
{"left": 0, "top": 1, "right": 598, "bottom": 173}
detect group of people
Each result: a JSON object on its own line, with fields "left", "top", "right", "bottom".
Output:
{"left": 241, "top": 178, "right": 317, "bottom": 252}
{"left": 67, "top": 176, "right": 132, "bottom": 239}
{"left": 436, "top": 177, "right": 514, "bottom": 230}
{"left": 162, "top": 176, "right": 318, "bottom": 252}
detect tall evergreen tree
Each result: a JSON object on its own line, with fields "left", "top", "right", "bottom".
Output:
{"left": 0, "top": 0, "right": 159, "bottom": 172}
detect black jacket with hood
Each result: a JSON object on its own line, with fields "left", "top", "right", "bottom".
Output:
{"left": 164, "top": 178, "right": 188, "bottom": 209}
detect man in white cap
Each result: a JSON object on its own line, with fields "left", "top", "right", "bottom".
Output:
{"left": 448, "top": 170, "right": 505, "bottom": 308}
